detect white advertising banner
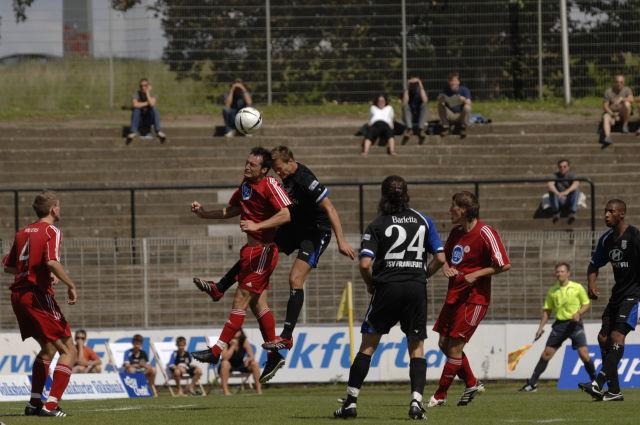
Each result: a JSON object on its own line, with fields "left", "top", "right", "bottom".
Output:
{"left": 0, "top": 373, "right": 127, "bottom": 402}
{"left": 2, "top": 324, "right": 640, "bottom": 385}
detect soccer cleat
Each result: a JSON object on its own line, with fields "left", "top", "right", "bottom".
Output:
{"left": 193, "top": 278, "right": 225, "bottom": 302}
{"left": 602, "top": 391, "right": 624, "bottom": 402}
{"left": 408, "top": 399, "right": 426, "bottom": 420}
{"left": 333, "top": 403, "right": 357, "bottom": 419}
{"left": 426, "top": 395, "right": 446, "bottom": 408}
{"left": 259, "top": 352, "right": 285, "bottom": 384}
{"left": 578, "top": 381, "right": 604, "bottom": 401}
{"left": 157, "top": 131, "right": 167, "bottom": 143}
{"left": 190, "top": 347, "right": 220, "bottom": 364}
{"left": 519, "top": 382, "right": 537, "bottom": 392}
{"left": 39, "top": 406, "right": 68, "bottom": 417}
{"left": 262, "top": 336, "right": 293, "bottom": 351}
{"left": 24, "top": 402, "right": 42, "bottom": 416}
{"left": 457, "top": 380, "right": 485, "bottom": 406}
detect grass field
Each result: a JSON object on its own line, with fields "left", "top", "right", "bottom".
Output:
{"left": 0, "top": 382, "right": 636, "bottom": 425}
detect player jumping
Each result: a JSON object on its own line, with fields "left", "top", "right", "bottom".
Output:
{"left": 190, "top": 147, "right": 292, "bottom": 375}
{"left": 3, "top": 192, "right": 79, "bottom": 417}
{"left": 333, "top": 176, "right": 445, "bottom": 420}
{"left": 428, "top": 191, "right": 510, "bottom": 407}
{"left": 579, "top": 199, "right": 640, "bottom": 402}
{"left": 193, "top": 145, "right": 355, "bottom": 383}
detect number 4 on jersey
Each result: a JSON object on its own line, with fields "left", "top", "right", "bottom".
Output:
{"left": 384, "top": 225, "right": 425, "bottom": 260}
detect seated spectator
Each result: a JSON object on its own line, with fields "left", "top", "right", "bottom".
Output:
{"left": 123, "top": 334, "right": 157, "bottom": 396}
{"left": 401, "top": 76, "right": 428, "bottom": 145}
{"left": 362, "top": 94, "right": 396, "bottom": 156}
{"left": 223, "top": 79, "right": 253, "bottom": 137}
{"left": 219, "top": 329, "right": 262, "bottom": 396}
{"left": 437, "top": 72, "right": 472, "bottom": 138}
{"left": 547, "top": 159, "right": 580, "bottom": 224}
{"left": 72, "top": 329, "right": 102, "bottom": 373}
{"left": 600, "top": 74, "right": 634, "bottom": 146}
{"left": 169, "top": 336, "right": 202, "bottom": 396}
{"left": 126, "top": 78, "right": 166, "bottom": 144}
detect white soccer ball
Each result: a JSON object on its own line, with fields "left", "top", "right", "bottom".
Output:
{"left": 234, "top": 107, "right": 262, "bottom": 135}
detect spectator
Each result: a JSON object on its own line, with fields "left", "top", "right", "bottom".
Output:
{"left": 401, "top": 77, "right": 428, "bottom": 145}
{"left": 362, "top": 94, "right": 396, "bottom": 156}
{"left": 169, "top": 337, "right": 202, "bottom": 396}
{"left": 126, "top": 78, "right": 166, "bottom": 144}
{"left": 123, "top": 334, "right": 157, "bottom": 396}
{"left": 600, "top": 74, "right": 634, "bottom": 146}
{"left": 72, "top": 329, "right": 102, "bottom": 373}
{"left": 219, "top": 329, "right": 262, "bottom": 396}
{"left": 223, "top": 79, "right": 253, "bottom": 138}
{"left": 437, "top": 72, "right": 472, "bottom": 138}
{"left": 547, "top": 159, "right": 580, "bottom": 225}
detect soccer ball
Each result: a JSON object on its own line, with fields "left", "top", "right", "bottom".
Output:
{"left": 234, "top": 107, "right": 262, "bottom": 135}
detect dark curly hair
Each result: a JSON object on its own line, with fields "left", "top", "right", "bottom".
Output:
{"left": 378, "top": 175, "right": 410, "bottom": 215}
{"left": 250, "top": 146, "right": 272, "bottom": 171}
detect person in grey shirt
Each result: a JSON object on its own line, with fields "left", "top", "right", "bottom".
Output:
{"left": 547, "top": 159, "right": 580, "bottom": 224}
{"left": 600, "top": 74, "right": 634, "bottom": 146}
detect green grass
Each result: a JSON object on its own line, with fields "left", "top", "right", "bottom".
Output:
{"left": 0, "top": 58, "right": 603, "bottom": 122}
{"left": 0, "top": 382, "right": 637, "bottom": 424}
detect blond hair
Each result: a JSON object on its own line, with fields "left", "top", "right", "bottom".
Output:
{"left": 32, "top": 192, "right": 59, "bottom": 218}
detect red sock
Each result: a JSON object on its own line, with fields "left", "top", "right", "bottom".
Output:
{"left": 434, "top": 357, "right": 463, "bottom": 400}
{"left": 212, "top": 309, "right": 246, "bottom": 356}
{"left": 457, "top": 352, "right": 477, "bottom": 387}
{"left": 44, "top": 363, "right": 72, "bottom": 410}
{"left": 30, "top": 356, "right": 50, "bottom": 406}
{"left": 256, "top": 308, "right": 276, "bottom": 342}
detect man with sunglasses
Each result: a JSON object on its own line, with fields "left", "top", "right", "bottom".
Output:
{"left": 126, "top": 78, "right": 167, "bottom": 144}
{"left": 72, "top": 330, "right": 102, "bottom": 373}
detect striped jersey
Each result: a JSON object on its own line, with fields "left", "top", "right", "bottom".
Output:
{"left": 229, "top": 176, "right": 292, "bottom": 243}
{"left": 3, "top": 221, "right": 63, "bottom": 294}
{"left": 444, "top": 220, "right": 509, "bottom": 305}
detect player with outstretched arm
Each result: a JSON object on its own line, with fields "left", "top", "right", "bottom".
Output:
{"left": 3, "top": 192, "right": 79, "bottom": 417}
{"left": 189, "top": 147, "right": 292, "bottom": 378}
{"left": 333, "top": 176, "right": 445, "bottom": 420}
{"left": 428, "top": 191, "right": 510, "bottom": 408}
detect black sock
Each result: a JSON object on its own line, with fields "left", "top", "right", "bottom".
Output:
{"left": 603, "top": 343, "right": 624, "bottom": 393}
{"left": 345, "top": 352, "right": 372, "bottom": 405}
{"left": 584, "top": 358, "right": 597, "bottom": 381}
{"left": 595, "top": 339, "right": 611, "bottom": 388}
{"left": 529, "top": 358, "right": 549, "bottom": 385}
{"left": 216, "top": 261, "right": 241, "bottom": 293}
{"left": 280, "top": 289, "right": 304, "bottom": 340}
{"left": 409, "top": 357, "right": 427, "bottom": 397}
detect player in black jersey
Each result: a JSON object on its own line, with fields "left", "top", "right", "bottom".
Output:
{"left": 192, "top": 146, "right": 356, "bottom": 383}
{"left": 333, "top": 176, "right": 446, "bottom": 421}
{"left": 579, "top": 199, "right": 640, "bottom": 402}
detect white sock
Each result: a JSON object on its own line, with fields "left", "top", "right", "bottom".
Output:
{"left": 412, "top": 392, "right": 423, "bottom": 403}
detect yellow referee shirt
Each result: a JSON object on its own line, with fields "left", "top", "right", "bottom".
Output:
{"left": 543, "top": 280, "right": 590, "bottom": 321}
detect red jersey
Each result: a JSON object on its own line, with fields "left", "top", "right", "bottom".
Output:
{"left": 444, "top": 220, "right": 509, "bottom": 305}
{"left": 3, "top": 221, "right": 62, "bottom": 294}
{"left": 229, "top": 176, "right": 292, "bottom": 243}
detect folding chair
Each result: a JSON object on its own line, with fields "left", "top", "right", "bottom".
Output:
{"left": 151, "top": 341, "right": 206, "bottom": 397}
{"left": 206, "top": 335, "right": 254, "bottom": 392}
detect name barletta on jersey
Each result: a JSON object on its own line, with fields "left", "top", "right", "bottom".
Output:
{"left": 391, "top": 216, "right": 418, "bottom": 224}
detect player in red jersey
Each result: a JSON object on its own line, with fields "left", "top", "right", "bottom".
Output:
{"left": 428, "top": 191, "right": 510, "bottom": 408}
{"left": 190, "top": 147, "right": 292, "bottom": 379}
{"left": 2, "top": 192, "right": 79, "bottom": 417}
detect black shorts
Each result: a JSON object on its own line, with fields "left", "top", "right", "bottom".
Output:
{"left": 366, "top": 121, "right": 393, "bottom": 145}
{"left": 546, "top": 320, "right": 587, "bottom": 350}
{"left": 276, "top": 227, "right": 331, "bottom": 269}
{"left": 361, "top": 281, "right": 427, "bottom": 340}
{"left": 171, "top": 364, "right": 197, "bottom": 377}
{"left": 600, "top": 297, "right": 639, "bottom": 336}
{"left": 218, "top": 360, "right": 250, "bottom": 374}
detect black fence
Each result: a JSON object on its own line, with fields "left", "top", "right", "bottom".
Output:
{"left": 2, "top": 177, "right": 595, "bottom": 238}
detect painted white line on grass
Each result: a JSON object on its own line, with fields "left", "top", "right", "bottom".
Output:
{"left": 504, "top": 419, "right": 599, "bottom": 424}
{"left": 85, "top": 404, "right": 198, "bottom": 413}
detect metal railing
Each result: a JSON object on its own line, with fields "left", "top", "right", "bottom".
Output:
{"left": 0, "top": 231, "right": 613, "bottom": 330}
{"left": 1, "top": 177, "right": 596, "bottom": 239}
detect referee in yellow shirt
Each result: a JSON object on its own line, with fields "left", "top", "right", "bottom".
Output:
{"left": 520, "top": 262, "right": 596, "bottom": 391}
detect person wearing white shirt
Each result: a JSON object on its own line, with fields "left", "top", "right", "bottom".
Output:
{"left": 362, "top": 95, "right": 397, "bottom": 156}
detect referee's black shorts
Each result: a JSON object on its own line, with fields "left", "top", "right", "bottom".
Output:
{"left": 361, "top": 281, "right": 427, "bottom": 340}
{"left": 546, "top": 320, "right": 587, "bottom": 350}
